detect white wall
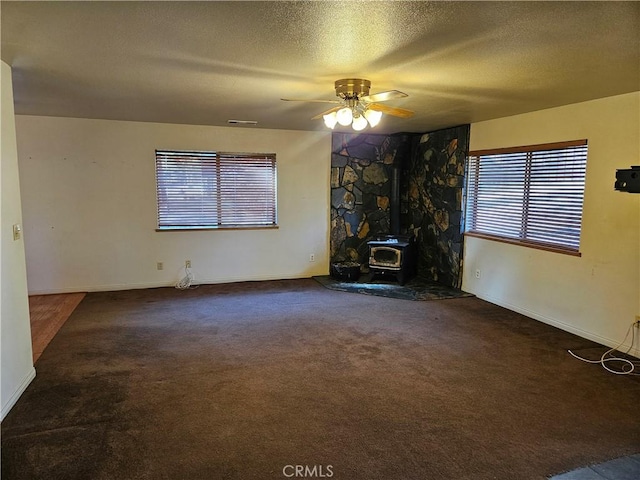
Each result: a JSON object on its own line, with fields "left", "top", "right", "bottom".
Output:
{"left": 463, "top": 92, "right": 640, "bottom": 356}
{"left": 15, "top": 116, "right": 331, "bottom": 293}
{"left": 1, "top": 61, "right": 35, "bottom": 419}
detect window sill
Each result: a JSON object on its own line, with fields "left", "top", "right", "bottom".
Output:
{"left": 464, "top": 232, "right": 581, "bottom": 257}
{"left": 156, "top": 225, "right": 279, "bottom": 232}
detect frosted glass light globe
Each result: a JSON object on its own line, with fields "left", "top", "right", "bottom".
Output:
{"left": 336, "top": 107, "right": 353, "bottom": 126}
{"left": 352, "top": 115, "right": 368, "bottom": 131}
{"left": 364, "top": 109, "right": 382, "bottom": 127}
{"left": 323, "top": 111, "right": 338, "bottom": 129}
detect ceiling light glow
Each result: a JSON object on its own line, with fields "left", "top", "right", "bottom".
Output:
{"left": 364, "top": 109, "right": 382, "bottom": 128}
{"left": 352, "top": 114, "right": 368, "bottom": 131}
{"left": 323, "top": 111, "right": 338, "bottom": 129}
{"left": 336, "top": 107, "right": 353, "bottom": 126}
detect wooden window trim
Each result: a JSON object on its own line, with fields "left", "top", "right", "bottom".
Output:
{"left": 155, "top": 149, "right": 278, "bottom": 230}
{"left": 464, "top": 139, "right": 588, "bottom": 257}
{"left": 469, "top": 139, "right": 587, "bottom": 157}
{"left": 464, "top": 231, "right": 582, "bottom": 257}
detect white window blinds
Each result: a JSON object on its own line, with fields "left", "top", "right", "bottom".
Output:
{"left": 465, "top": 140, "right": 587, "bottom": 254}
{"left": 156, "top": 150, "right": 277, "bottom": 229}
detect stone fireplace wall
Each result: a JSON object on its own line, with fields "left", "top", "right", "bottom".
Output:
{"left": 404, "top": 125, "right": 470, "bottom": 288}
{"left": 330, "top": 133, "right": 412, "bottom": 263}
{"left": 330, "top": 125, "right": 469, "bottom": 288}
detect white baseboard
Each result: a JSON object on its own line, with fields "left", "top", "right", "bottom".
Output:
{"left": 1, "top": 366, "right": 36, "bottom": 421}
{"left": 475, "top": 293, "right": 640, "bottom": 359}
{"left": 28, "top": 281, "right": 173, "bottom": 295}
{"left": 26, "top": 273, "right": 318, "bottom": 296}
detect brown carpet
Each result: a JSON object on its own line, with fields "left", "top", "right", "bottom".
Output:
{"left": 2, "top": 279, "right": 639, "bottom": 480}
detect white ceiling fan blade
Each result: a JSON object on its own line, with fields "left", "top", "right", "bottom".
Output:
{"left": 360, "top": 90, "right": 408, "bottom": 103}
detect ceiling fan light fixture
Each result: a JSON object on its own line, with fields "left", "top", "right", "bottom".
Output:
{"left": 336, "top": 107, "right": 353, "bottom": 126}
{"left": 323, "top": 111, "right": 338, "bottom": 129}
{"left": 364, "top": 109, "right": 382, "bottom": 128}
{"left": 351, "top": 114, "right": 368, "bottom": 131}
{"left": 283, "top": 78, "right": 413, "bottom": 130}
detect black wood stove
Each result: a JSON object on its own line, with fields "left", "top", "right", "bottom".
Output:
{"left": 367, "top": 235, "right": 417, "bottom": 285}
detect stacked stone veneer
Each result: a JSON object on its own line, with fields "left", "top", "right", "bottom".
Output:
{"left": 330, "top": 133, "right": 411, "bottom": 264}
{"left": 330, "top": 125, "right": 469, "bottom": 288}
{"left": 405, "top": 126, "right": 470, "bottom": 288}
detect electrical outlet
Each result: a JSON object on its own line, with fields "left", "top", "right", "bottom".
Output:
{"left": 185, "top": 260, "right": 191, "bottom": 268}
{"left": 309, "top": 254, "right": 315, "bottom": 262}
{"left": 157, "top": 262, "right": 164, "bottom": 271}
{"left": 13, "top": 224, "right": 21, "bottom": 241}
{"left": 475, "top": 269, "right": 481, "bottom": 279}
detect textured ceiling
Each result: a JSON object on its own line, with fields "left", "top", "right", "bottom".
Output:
{"left": 1, "top": 1, "right": 639, "bottom": 134}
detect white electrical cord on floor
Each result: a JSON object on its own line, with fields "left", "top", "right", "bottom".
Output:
{"left": 568, "top": 321, "right": 640, "bottom": 375}
{"left": 175, "top": 266, "right": 198, "bottom": 290}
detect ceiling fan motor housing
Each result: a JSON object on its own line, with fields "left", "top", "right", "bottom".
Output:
{"left": 335, "top": 78, "right": 371, "bottom": 100}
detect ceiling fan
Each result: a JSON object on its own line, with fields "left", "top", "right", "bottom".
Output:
{"left": 282, "top": 79, "right": 414, "bottom": 131}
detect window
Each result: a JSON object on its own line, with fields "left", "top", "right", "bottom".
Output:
{"left": 155, "top": 150, "right": 277, "bottom": 230}
{"left": 464, "top": 140, "right": 587, "bottom": 255}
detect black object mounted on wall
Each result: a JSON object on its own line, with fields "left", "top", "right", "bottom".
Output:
{"left": 614, "top": 166, "right": 640, "bottom": 193}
